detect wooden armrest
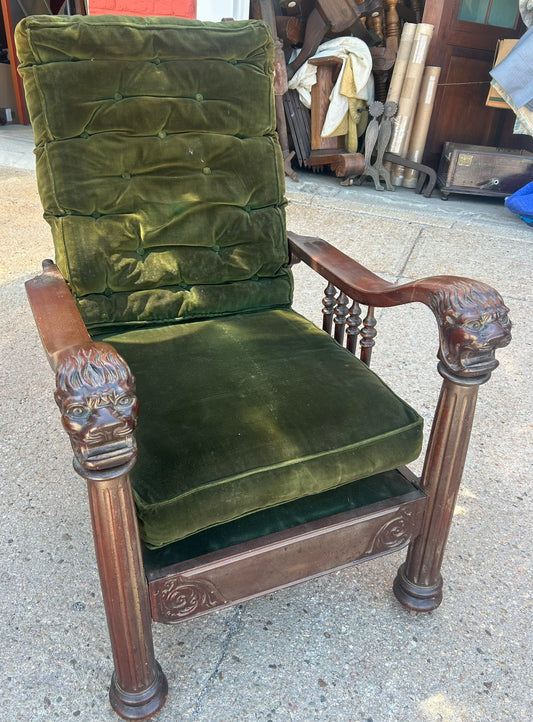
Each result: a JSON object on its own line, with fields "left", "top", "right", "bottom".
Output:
{"left": 26, "top": 261, "right": 138, "bottom": 480}
{"left": 25, "top": 260, "right": 91, "bottom": 370}
{"left": 288, "top": 231, "right": 512, "bottom": 381}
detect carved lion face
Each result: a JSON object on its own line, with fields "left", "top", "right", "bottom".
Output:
{"left": 54, "top": 344, "right": 138, "bottom": 477}
{"left": 430, "top": 281, "right": 512, "bottom": 377}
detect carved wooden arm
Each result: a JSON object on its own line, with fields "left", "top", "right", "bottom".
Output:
{"left": 288, "top": 231, "right": 512, "bottom": 383}
{"left": 289, "top": 230, "right": 512, "bottom": 610}
{"left": 26, "top": 261, "right": 139, "bottom": 481}
{"left": 27, "top": 261, "right": 162, "bottom": 707}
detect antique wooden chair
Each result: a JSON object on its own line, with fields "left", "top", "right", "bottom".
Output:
{"left": 16, "top": 15, "right": 511, "bottom": 721}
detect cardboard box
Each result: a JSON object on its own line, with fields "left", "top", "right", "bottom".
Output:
{"left": 486, "top": 39, "right": 519, "bottom": 109}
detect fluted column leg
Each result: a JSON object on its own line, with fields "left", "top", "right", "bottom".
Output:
{"left": 87, "top": 472, "right": 168, "bottom": 720}
{"left": 393, "top": 374, "right": 480, "bottom": 612}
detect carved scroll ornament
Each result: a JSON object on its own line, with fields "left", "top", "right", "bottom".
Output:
{"left": 364, "top": 508, "right": 415, "bottom": 557}
{"left": 158, "top": 576, "right": 227, "bottom": 622}
{"left": 427, "top": 280, "right": 512, "bottom": 381}
{"left": 54, "top": 343, "right": 138, "bottom": 480}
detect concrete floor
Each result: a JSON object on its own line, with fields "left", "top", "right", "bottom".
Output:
{"left": 1, "top": 124, "right": 532, "bottom": 721}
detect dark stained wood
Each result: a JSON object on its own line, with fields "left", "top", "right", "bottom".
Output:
{"left": 360, "top": 305, "right": 377, "bottom": 366}
{"left": 322, "top": 280, "right": 336, "bottom": 333}
{"left": 284, "top": 89, "right": 312, "bottom": 167}
{"left": 288, "top": 231, "right": 511, "bottom": 382}
{"left": 286, "top": 6, "right": 330, "bottom": 79}
{"left": 25, "top": 261, "right": 91, "bottom": 369}
{"left": 149, "top": 483, "right": 427, "bottom": 624}
{"left": 317, "top": 0, "right": 360, "bottom": 32}
{"left": 438, "top": 142, "right": 533, "bottom": 198}
{"left": 148, "top": 476, "right": 426, "bottom": 624}
{"left": 276, "top": 14, "right": 305, "bottom": 45}
{"left": 346, "top": 299, "right": 362, "bottom": 354}
{"left": 88, "top": 472, "right": 168, "bottom": 719}
{"left": 394, "top": 378, "right": 480, "bottom": 611}
{"left": 308, "top": 56, "right": 344, "bottom": 152}
{"left": 385, "top": 0, "right": 400, "bottom": 51}
{"left": 331, "top": 152, "right": 366, "bottom": 177}
{"left": 422, "top": 0, "right": 531, "bottom": 169}
{"left": 333, "top": 290, "right": 350, "bottom": 343}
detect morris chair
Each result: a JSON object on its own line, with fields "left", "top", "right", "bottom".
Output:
{"left": 16, "top": 14, "right": 512, "bottom": 721}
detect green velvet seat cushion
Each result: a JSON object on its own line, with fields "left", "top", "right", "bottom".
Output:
{"left": 16, "top": 15, "right": 291, "bottom": 332}
{"left": 98, "top": 309, "right": 423, "bottom": 549}
{"left": 143, "top": 470, "right": 419, "bottom": 570}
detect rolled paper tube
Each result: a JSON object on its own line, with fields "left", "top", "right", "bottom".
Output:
{"left": 386, "top": 22, "right": 416, "bottom": 105}
{"left": 389, "top": 23, "right": 434, "bottom": 186}
{"left": 383, "top": 22, "right": 416, "bottom": 174}
{"left": 402, "top": 66, "right": 441, "bottom": 188}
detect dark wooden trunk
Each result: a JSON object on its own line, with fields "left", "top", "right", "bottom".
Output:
{"left": 438, "top": 142, "right": 533, "bottom": 198}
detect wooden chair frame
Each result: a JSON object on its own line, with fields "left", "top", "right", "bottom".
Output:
{"left": 26, "top": 230, "right": 511, "bottom": 720}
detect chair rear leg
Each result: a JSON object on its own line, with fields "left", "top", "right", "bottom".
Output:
{"left": 394, "top": 376, "right": 479, "bottom": 612}
{"left": 87, "top": 472, "right": 168, "bottom": 720}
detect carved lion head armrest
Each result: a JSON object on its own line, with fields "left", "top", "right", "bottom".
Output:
{"left": 287, "top": 233, "right": 512, "bottom": 385}
{"left": 54, "top": 342, "right": 139, "bottom": 481}
{"left": 423, "top": 278, "right": 512, "bottom": 384}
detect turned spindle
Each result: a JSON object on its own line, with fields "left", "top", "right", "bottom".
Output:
{"left": 334, "top": 291, "right": 350, "bottom": 345}
{"left": 385, "top": 0, "right": 400, "bottom": 52}
{"left": 370, "top": 11, "right": 384, "bottom": 44}
{"left": 346, "top": 300, "right": 362, "bottom": 354}
{"left": 360, "top": 306, "right": 377, "bottom": 366}
{"left": 322, "top": 282, "right": 337, "bottom": 334}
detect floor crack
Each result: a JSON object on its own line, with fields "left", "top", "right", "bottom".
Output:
{"left": 396, "top": 226, "right": 424, "bottom": 282}
{"left": 192, "top": 603, "right": 245, "bottom": 718}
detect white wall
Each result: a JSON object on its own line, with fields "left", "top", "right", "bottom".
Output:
{"left": 196, "top": 0, "right": 249, "bottom": 22}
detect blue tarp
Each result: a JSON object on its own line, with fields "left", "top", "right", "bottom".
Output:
{"left": 505, "top": 181, "right": 533, "bottom": 225}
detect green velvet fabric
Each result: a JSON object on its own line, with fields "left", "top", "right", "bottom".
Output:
{"left": 99, "top": 310, "right": 423, "bottom": 549}
{"left": 16, "top": 15, "right": 291, "bottom": 331}
{"left": 143, "top": 469, "right": 419, "bottom": 569}
{"left": 17, "top": 16, "right": 424, "bottom": 552}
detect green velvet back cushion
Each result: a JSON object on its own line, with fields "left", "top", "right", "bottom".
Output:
{"left": 16, "top": 15, "right": 292, "bottom": 331}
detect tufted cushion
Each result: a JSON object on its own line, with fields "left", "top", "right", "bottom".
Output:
{"left": 16, "top": 15, "right": 292, "bottom": 331}
{"left": 98, "top": 310, "right": 424, "bottom": 549}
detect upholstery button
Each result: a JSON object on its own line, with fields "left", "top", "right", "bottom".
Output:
{"left": 92, "top": 212, "right": 101, "bottom": 219}
{"left": 80, "top": 132, "right": 89, "bottom": 139}
{"left": 158, "top": 130, "right": 167, "bottom": 139}
{"left": 136, "top": 247, "right": 145, "bottom": 257}
{"left": 121, "top": 172, "right": 131, "bottom": 180}
{"left": 195, "top": 93, "right": 204, "bottom": 102}
{"left": 104, "top": 288, "right": 113, "bottom": 297}
{"left": 202, "top": 167, "right": 212, "bottom": 175}
{"left": 153, "top": 57, "right": 161, "bottom": 65}
{"left": 114, "top": 92, "right": 123, "bottom": 101}
{"left": 212, "top": 244, "right": 220, "bottom": 252}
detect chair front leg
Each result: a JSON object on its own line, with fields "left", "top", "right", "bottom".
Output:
{"left": 394, "top": 280, "right": 512, "bottom": 612}
{"left": 393, "top": 373, "right": 479, "bottom": 611}
{"left": 87, "top": 471, "right": 168, "bottom": 720}
{"left": 54, "top": 342, "right": 167, "bottom": 719}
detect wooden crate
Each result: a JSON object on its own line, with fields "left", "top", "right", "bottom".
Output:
{"left": 437, "top": 142, "right": 533, "bottom": 199}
